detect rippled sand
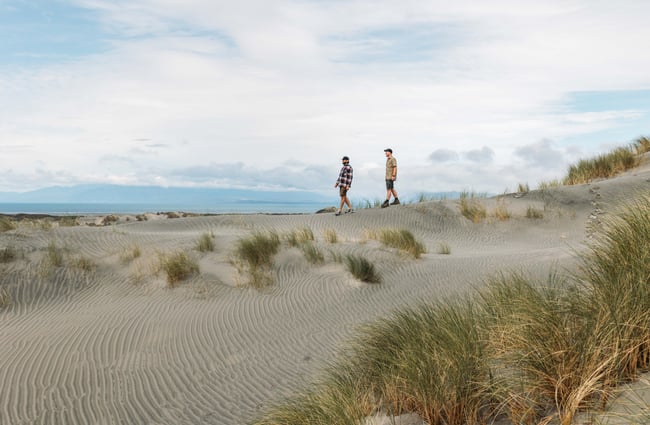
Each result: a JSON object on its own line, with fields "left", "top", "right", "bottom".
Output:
{"left": 1, "top": 161, "right": 648, "bottom": 424}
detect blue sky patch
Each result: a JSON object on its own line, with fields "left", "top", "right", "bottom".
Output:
{"left": 0, "top": 1, "right": 109, "bottom": 66}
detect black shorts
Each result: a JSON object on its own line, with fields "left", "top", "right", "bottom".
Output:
{"left": 339, "top": 187, "right": 348, "bottom": 197}
{"left": 385, "top": 179, "right": 394, "bottom": 190}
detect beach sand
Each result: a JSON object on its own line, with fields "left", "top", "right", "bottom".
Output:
{"left": 1, "top": 161, "right": 649, "bottom": 425}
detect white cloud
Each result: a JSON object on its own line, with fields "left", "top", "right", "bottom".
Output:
{"left": 1, "top": 0, "right": 650, "bottom": 195}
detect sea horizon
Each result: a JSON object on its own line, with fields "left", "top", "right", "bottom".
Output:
{"left": 0, "top": 200, "right": 329, "bottom": 216}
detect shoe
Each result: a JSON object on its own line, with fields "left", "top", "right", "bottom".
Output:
{"left": 391, "top": 198, "right": 400, "bottom": 205}
{"left": 335, "top": 210, "right": 342, "bottom": 216}
{"left": 381, "top": 200, "right": 389, "bottom": 208}
{"left": 345, "top": 209, "right": 354, "bottom": 214}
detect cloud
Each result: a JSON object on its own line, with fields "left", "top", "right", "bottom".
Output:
{"left": 514, "top": 139, "right": 567, "bottom": 169}
{"left": 464, "top": 146, "right": 494, "bottom": 163}
{"left": 1, "top": 0, "right": 649, "bottom": 194}
{"left": 429, "top": 148, "right": 459, "bottom": 162}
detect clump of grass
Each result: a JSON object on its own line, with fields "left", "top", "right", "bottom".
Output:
{"left": 120, "top": 245, "right": 141, "bottom": 264}
{"left": 577, "top": 194, "right": 650, "bottom": 381}
{"left": 285, "top": 227, "right": 314, "bottom": 247}
{"left": 323, "top": 229, "right": 338, "bottom": 244}
{"left": 301, "top": 242, "right": 325, "bottom": 265}
{"left": 517, "top": 182, "right": 530, "bottom": 193}
{"left": 459, "top": 191, "right": 487, "bottom": 223}
{"left": 632, "top": 136, "right": 650, "bottom": 155}
{"left": 197, "top": 232, "right": 215, "bottom": 252}
{"left": 538, "top": 179, "right": 562, "bottom": 190}
{"left": 71, "top": 256, "right": 96, "bottom": 272}
{"left": 437, "top": 242, "right": 451, "bottom": 255}
{"left": 0, "top": 217, "right": 15, "bottom": 232}
{"left": 0, "top": 288, "right": 11, "bottom": 308}
{"left": 526, "top": 206, "right": 544, "bottom": 219}
{"left": 345, "top": 254, "right": 380, "bottom": 283}
{"left": 46, "top": 241, "right": 65, "bottom": 267}
{"left": 0, "top": 246, "right": 17, "bottom": 263}
{"left": 477, "top": 272, "right": 615, "bottom": 425}
{"left": 492, "top": 196, "right": 511, "bottom": 221}
{"left": 564, "top": 146, "right": 638, "bottom": 185}
{"left": 234, "top": 231, "right": 281, "bottom": 288}
{"left": 159, "top": 251, "right": 199, "bottom": 287}
{"left": 373, "top": 228, "right": 426, "bottom": 259}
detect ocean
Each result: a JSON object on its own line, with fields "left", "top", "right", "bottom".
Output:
{"left": 0, "top": 201, "right": 329, "bottom": 215}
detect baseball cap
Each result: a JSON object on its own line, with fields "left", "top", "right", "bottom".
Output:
{"left": 342, "top": 156, "right": 349, "bottom": 161}
{"left": 384, "top": 148, "right": 392, "bottom": 153}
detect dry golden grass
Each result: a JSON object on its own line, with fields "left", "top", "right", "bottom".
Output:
{"left": 159, "top": 251, "right": 199, "bottom": 287}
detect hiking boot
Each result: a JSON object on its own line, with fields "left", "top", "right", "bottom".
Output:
{"left": 390, "top": 198, "right": 400, "bottom": 205}
{"left": 345, "top": 209, "right": 354, "bottom": 214}
{"left": 381, "top": 200, "right": 390, "bottom": 208}
{"left": 335, "top": 210, "right": 342, "bottom": 216}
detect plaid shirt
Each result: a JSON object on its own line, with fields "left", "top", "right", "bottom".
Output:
{"left": 336, "top": 164, "right": 353, "bottom": 188}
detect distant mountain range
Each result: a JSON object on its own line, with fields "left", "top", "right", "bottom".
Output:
{"left": 0, "top": 184, "right": 329, "bottom": 205}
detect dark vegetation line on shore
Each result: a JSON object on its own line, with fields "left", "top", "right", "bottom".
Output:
{"left": 250, "top": 136, "right": 650, "bottom": 425}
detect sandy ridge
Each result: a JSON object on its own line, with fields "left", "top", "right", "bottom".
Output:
{"left": 0, "top": 163, "right": 649, "bottom": 424}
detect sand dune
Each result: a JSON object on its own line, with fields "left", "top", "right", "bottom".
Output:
{"left": 1, "top": 163, "right": 649, "bottom": 424}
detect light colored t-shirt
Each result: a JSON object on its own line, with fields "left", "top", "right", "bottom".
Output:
{"left": 385, "top": 156, "right": 397, "bottom": 179}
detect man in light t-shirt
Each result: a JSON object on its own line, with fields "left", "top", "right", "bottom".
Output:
{"left": 381, "top": 148, "right": 399, "bottom": 208}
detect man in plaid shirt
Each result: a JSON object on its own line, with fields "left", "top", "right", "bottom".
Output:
{"left": 334, "top": 156, "right": 354, "bottom": 216}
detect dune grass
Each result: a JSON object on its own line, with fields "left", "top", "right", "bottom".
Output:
{"left": 234, "top": 231, "right": 281, "bottom": 288}
{"left": 563, "top": 146, "right": 638, "bottom": 185}
{"left": 0, "top": 217, "right": 15, "bottom": 232}
{"left": 345, "top": 254, "right": 381, "bottom": 283}
{"left": 46, "top": 241, "right": 65, "bottom": 268}
{"left": 197, "top": 232, "right": 215, "bottom": 252}
{"left": 285, "top": 227, "right": 314, "bottom": 247}
{"left": 492, "top": 196, "right": 511, "bottom": 221}
{"left": 159, "top": 251, "right": 199, "bottom": 287}
{"left": 370, "top": 228, "right": 426, "bottom": 259}
{"left": 70, "top": 256, "right": 96, "bottom": 272}
{"left": 0, "top": 246, "right": 17, "bottom": 263}
{"left": 323, "top": 229, "right": 338, "bottom": 244}
{"left": 0, "top": 288, "right": 11, "bottom": 309}
{"left": 301, "top": 242, "right": 325, "bottom": 265}
{"left": 459, "top": 191, "right": 487, "bottom": 223}
{"left": 250, "top": 193, "right": 650, "bottom": 425}
{"left": 437, "top": 242, "right": 451, "bottom": 255}
{"left": 526, "top": 206, "right": 544, "bottom": 219}
{"left": 120, "top": 245, "right": 142, "bottom": 264}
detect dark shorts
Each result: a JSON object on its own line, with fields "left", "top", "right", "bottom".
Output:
{"left": 339, "top": 187, "right": 348, "bottom": 197}
{"left": 385, "top": 179, "right": 394, "bottom": 190}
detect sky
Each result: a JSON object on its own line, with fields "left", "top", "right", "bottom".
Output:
{"left": 1, "top": 0, "right": 649, "bottom": 200}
